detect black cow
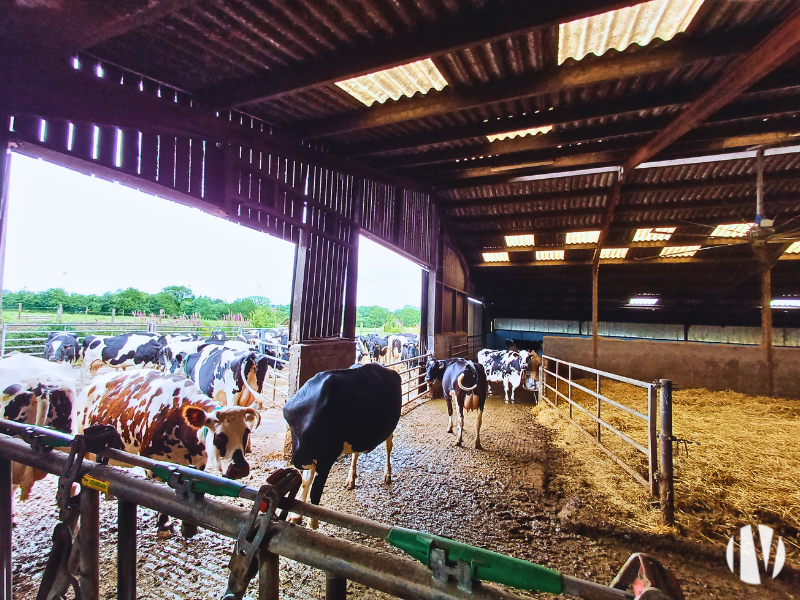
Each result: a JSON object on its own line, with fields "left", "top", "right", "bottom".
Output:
{"left": 283, "top": 363, "right": 401, "bottom": 528}
{"left": 367, "top": 335, "right": 388, "bottom": 364}
{"left": 425, "top": 357, "right": 487, "bottom": 449}
{"left": 400, "top": 339, "right": 420, "bottom": 366}
{"left": 43, "top": 332, "right": 81, "bottom": 363}
{"left": 355, "top": 335, "right": 371, "bottom": 363}
{"left": 208, "top": 330, "right": 227, "bottom": 342}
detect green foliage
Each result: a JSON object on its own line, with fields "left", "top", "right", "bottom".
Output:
{"left": 394, "top": 305, "right": 421, "bottom": 327}
{"left": 162, "top": 285, "right": 194, "bottom": 304}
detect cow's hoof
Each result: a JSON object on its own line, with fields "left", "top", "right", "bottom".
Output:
{"left": 289, "top": 514, "right": 303, "bottom": 526}
{"left": 383, "top": 473, "right": 392, "bottom": 485}
{"left": 454, "top": 440, "right": 463, "bottom": 447}
{"left": 180, "top": 521, "right": 198, "bottom": 539}
{"left": 157, "top": 528, "right": 173, "bottom": 540}
{"left": 446, "top": 427, "right": 453, "bottom": 434}
{"left": 309, "top": 518, "right": 319, "bottom": 530}
{"left": 504, "top": 400, "right": 510, "bottom": 404}
{"left": 475, "top": 441, "right": 483, "bottom": 450}
{"left": 344, "top": 479, "right": 355, "bottom": 490}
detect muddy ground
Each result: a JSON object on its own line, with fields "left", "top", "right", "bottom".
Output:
{"left": 10, "top": 393, "right": 799, "bottom": 599}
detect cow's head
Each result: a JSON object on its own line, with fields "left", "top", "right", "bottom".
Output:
{"left": 183, "top": 405, "right": 260, "bottom": 479}
{"left": 425, "top": 357, "right": 446, "bottom": 382}
{"left": 208, "top": 330, "right": 227, "bottom": 342}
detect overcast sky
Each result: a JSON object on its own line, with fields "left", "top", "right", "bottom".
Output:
{"left": 4, "top": 153, "right": 421, "bottom": 310}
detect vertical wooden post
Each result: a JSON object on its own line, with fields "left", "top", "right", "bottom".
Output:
{"left": 591, "top": 261, "right": 599, "bottom": 368}
{"left": 659, "top": 380, "right": 675, "bottom": 526}
{"left": 761, "top": 262, "right": 774, "bottom": 397}
{"left": 0, "top": 129, "right": 11, "bottom": 323}
{"left": 79, "top": 489, "right": 100, "bottom": 600}
{"left": 57, "top": 304, "right": 62, "bottom": 323}
{"left": 290, "top": 229, "right": 309, "bottom": 344}
{"left": 111, "top": 308, "right": 116, "bottom": 323}
{"left": 648, "top": 383, "right": 658, "bottom": 497}
{"left": 17, "top": 304, "right": 21, "bottom": 319}
{"left": 342, "top": 180, "right": 362, "bottom": 340}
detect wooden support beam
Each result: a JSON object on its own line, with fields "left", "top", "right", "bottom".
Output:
{"left": 442, "top": 171, "right": 800, "bottom": 212}
{"left": 592, "top": 4, "right": 800, "bottom": 257}
{"left": 0, "top": 54, "right": 430, "bottom": 194}
{"left": 201, "top": 0, "right": 643, "bottom": 109}
{"left": 373, "top": 95, "right": 800, "bottom": 171}
{"left": 0, "top": 123, "right": 10, "bottom": 321}
{"left": 294, "top": 35, "right": 748, "bottom": 139}
{"left": 342, "top": 180, "right": 363, "bottom": 339}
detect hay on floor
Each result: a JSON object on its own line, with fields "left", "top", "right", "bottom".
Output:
{"left": 533, "top": 378, "right": 800, "bottom": 553}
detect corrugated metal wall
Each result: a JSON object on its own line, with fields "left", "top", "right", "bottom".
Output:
{"left": 494, "top": 317, "right": 800, "bottom": 347}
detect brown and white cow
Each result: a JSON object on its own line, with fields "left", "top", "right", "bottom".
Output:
{"left": 79, "top": 369, "right": 260, "bottom": 536}
{"left": 0, "top": 352, "right": 80, "bottom": 499}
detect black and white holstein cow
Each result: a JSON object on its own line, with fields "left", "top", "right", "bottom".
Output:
{"left": 477, "top": 349, "right": 540, "bottom": 404}
{"left": 80, "top": 369, "right": 259, "bottom": 536}
{"left": 81, "top": 332, "right": 164, "bottom": 379}
{"left": 283, "top": 363, "right": 401, "bottom": 529}
{"left": 0, "top": 353, "right": 80, "bottom": 499}
{"left": 425, "top": 357, "right": 487, "bottom": 449}
{"left": 355, "top": 336, "right": 371, "bottom": 364}
{"left": 367, "top": 335, "right": 388, "bottom": 364}
{"left": 43, "top": 332, "right": 81, "bottom": 363}
{"left": 184, "top": 345, "right": 271, "bottom": 408}
{"left": 161, "top": 335, "right": 206, "bottom": 374}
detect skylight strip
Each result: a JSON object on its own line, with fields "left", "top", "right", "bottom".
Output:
{"left": 335, "top": 58, "right": 447, "bottom": 107}
{"left": 784, "top": 241, "right": 800, "bottom": 254}
{"left": 600, "top": 248, "right": 629, "bottom": 259}
{"left": 483, "top": 252, "right": 509, "bottom": 263}
{"left": 505, "top": 234, "right": 535, "bottom": 247}
{"left": 565, "top": 230, "right": 600, "bottom": 244}
{"left": 659, "top": 245, "right": 700, "bottom": 258}
{"left": 487, "top": 126, "right": 553, "bottom": 143}
{"left": 536, "top": 250, "right": 565, "bottom": 261}
{"left": 633, "top": 227, "right": 675, "bottom": 242}
{"left": 710, "top": 223, "right": 755, "bottom": 238}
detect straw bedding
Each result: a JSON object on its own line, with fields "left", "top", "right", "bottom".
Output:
{"left": 532, "top": 378, "right": 800, "bottom": 553}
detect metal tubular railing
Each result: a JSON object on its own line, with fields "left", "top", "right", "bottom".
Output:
{"left": 450, "top": 343, "right": 468, "bottom": 358}
{"left": 539, "top": 356, "right": 674, "bottom": 524}
{"left": 0, "top": 420, "right": 637, "bottom": 600}
{"left": 384, "top": 353, "right": 430, "bottom": 406}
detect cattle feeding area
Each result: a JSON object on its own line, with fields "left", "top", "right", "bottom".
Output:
{"left": 533, "top": 375, "right": 800, "bottom": 558}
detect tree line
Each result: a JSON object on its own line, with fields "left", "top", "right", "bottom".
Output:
{"left": 2, "top": 287, "right": 421, "bottom": 328}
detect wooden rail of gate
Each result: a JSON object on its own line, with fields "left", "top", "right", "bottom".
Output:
{"left": 539, "top": 356, "right": 674, "bottom": 525}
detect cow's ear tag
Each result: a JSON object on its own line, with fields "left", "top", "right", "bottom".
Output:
{"left": 183, "top": 405, "right": 210, "bottom": 428}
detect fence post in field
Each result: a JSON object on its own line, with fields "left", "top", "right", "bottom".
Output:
{"left": 111, "top": 308, "right": 115, "bottom": 323}
{"left": 85, "top": 307, "right": 88, "bottom": 316}
{"left": 57, "top": 304, "right": 62, "bottom": 323}
{"left": 659, "top": 379, "right": 675, "bottom": 526}
{"left": 17, "top": 304, "right": 20, "bottom": 319}
{"left": 0, "top": 324, "right": 5, "bottom": 357}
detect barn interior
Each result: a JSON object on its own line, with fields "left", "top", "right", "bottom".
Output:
{"left": 2, "top": 0, "right": 800, "bottom": 599}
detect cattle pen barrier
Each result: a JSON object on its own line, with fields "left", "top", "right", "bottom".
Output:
{"left": 539, "top": 356, "right": 675, "bottom": 525}
{"left": 385, "top": 353, "right": 430, "bottom": 406}
{"left": 0, "top": 420, "right": 647, "bottom": 600}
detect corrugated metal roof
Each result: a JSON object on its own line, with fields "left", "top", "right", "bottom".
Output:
{"left": 558, "top": 0, "right": 706, "bottom": 64}
{"left": 334, "top": 58, "right": 448, "bottom": 106}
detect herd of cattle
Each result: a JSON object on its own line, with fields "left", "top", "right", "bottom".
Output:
{"left": 2, "top": 329, "right": 541, "bottom": 534}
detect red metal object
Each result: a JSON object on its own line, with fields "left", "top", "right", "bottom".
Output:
{"left": 610, "top": 553, "right": 685, "bottom": 600}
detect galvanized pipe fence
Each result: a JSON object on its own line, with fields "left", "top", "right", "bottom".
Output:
{"left": 539, "top": 356, "right": 674, "bottom": 525}
{"left": 384, "top": 353, "right": 430, "bottom": 406}
{"left": 0, "top": 420, "right": 639, "bottom": 600}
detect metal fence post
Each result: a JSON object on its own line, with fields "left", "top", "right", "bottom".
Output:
{"left": 659, "top": 379, "right": 675, "bottom": 525}
{"left": 117, "top": 500, "right": 137, "bottom": 600}
{"left": 258, "top": 550, "right": 279, "bottom": 600}
{"left": 1, "top": 458, "right": 12, "bottom": 600}
{"left": 0, "top": 323, "right": 5, "bottom": 357}
{"left": 568, "top": 364, "right": 573, "bottom": 419}
{"left": 79, "top": 489, "right": 100, "bottom": 600}
{"left": 648, "top": 383, "right": 658, "bottom": 497}
{"left": 596, "top": 373, "right": 601, "bottom": 442}
{"left": 326, "top": 573, "right": 347, "bottom": 600}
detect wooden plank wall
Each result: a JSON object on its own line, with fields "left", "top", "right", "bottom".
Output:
{"left": 5, "top": 54, "right": 438, "bottom": 342}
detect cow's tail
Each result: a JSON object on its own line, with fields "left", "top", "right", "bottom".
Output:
{"left": 239, "top": 358, "right": 283, "bottom": 410}
{"left": 457, "top": 373, "right": 478, "bottom": 392}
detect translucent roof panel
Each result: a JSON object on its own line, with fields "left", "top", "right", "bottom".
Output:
{"left": 633, "top": 227, "right": 676, "bottom": 242}
{"left": 771, "top": 298, "right": 800, "bottom": 308}
{"left": 335, "top": 58, "right": 448, "bottom": 107}
{"left": 566, "top": 230, "right": 600, "bottom": 244}
{"left": 710, "top": 223, "right": 755, "bottom": 238}
{"left": 785, "top": 241, "right": 800, "bottom": 254}
{"left": 505, "top": 234, "right": 535, "bottom": 247}
{"left": 629, "top": 297, "right": 659, "bottom": 306}
{"left": 600, "top": 248, "right": 629, "bottom": 259}
{"left": 483, "top": 252, "right": 509, "bottom": 262}
{"left": 558, "top": 0, "right": 705, "bottom": 64}
{"left": 536, "top": 250, "right": 565, "bottom": 261}
{"left": 660, "top": 245, "right": 701, "bottom": 258}
{"left": 488, "top": 126, "right": 552, "bottom": 143}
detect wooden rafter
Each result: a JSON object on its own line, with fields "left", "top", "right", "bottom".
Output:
{"left": 293, "top": 34, "right": 750, "bottom": 139}
{"left": 200, "top": 0, "right": 643, "bottom": 109}
{"left": 593, "top": 4, "right": 800, "bottom": 260}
